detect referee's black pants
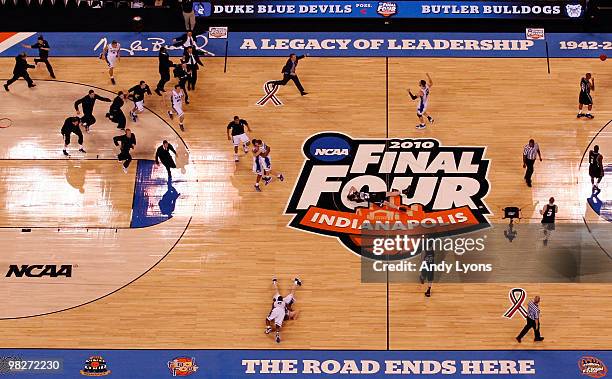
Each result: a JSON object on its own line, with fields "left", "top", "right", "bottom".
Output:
{"left": 273, "top": 74, "right": 305, "bottom": 94}
{"left": 517, "top": 317, "right": 541, "bottom": 340}
{"left": 524, "top": 159, "right": 535, "bottom": 185}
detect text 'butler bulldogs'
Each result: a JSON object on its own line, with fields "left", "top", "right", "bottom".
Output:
{"left": 285, "top": 132, "right": 491, "bottom": 260}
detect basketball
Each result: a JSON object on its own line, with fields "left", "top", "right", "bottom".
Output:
{"left": 600, "top": 54, "right": 607, "bottom": 61}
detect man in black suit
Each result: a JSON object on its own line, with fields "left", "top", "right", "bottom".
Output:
{"left": 155, "top": 47, "right": 173, "bottom": 96}
{"left": 182, "top": 46, "right": 203, "bottom": 90}
{"left": 4, "top": 53, "right": 36, "bottom": 91}
{"left": 155, "top": 140, "right": 178, "bottom": 179}
{"left": 272, "top": 53, "right": 308, "bottom": 96}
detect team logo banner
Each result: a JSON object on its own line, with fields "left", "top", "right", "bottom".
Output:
{"left": 285, "top": 132, "right": 491, "bottom": 260}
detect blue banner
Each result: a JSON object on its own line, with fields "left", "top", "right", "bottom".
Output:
{"left": 3, "top": 32, "right": 612, "bottom": 58}
{"left": 0, "top": 349, "right": 609, "bottom": 378}
{"left": 193, "top": 1, "right": 585, "bottom": 19}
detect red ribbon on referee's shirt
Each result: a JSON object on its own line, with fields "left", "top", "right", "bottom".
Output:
{"left": 256, "top": 81, "right": 283, "bottom": 107}
{"left": 503, "top": 287, "right": 528, "bottom": 319}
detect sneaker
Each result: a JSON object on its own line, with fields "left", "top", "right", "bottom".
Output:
{"left": 28, "top": 84, "right": 36, "bottom": 88}
{"left": 272, "top": 277, "right": 277, "bottom": 284}
{"left": 155, "top": 89, "right": 162, "bottom": 96}
{"left": 167, "top": 111, "right": 174, "bottom": 120}
{"left": 3, "top": 84, "right": 8, "bottom": 92}
{"left": 234, "top": 155, "right": 239, "bottom": 162}
{"left": 265, "top": 326, "right": 273, "bottom": 335}
{"left": 294, "top": 277, "right": 302, "bottom": 286}
{"left": 62, "top": 150, "right": 69, "bottom": 156}
{"left": 179, "top": 124, "right": 184, "bottom": 132}
{"left": 263, "top": 177, "right": 272, "bottom": 186}
{"left": 130, "top": 112, "right": 137, "bottom": 122}
{"left": 50, "top": 74, "right": 56, "bottom": 79}
{"left": 534, "top": 337, "right": 544, "bottom": 342}
{"left": 300, "top": 92, "right": 308, "bottom": 96}
{"left": 111, "top": 78, "right": 116, "bottom": 85}
{"left": 427, "top": 116, "right": 434, "bottom": 124}
{"left": 577, "top": 113, "right": 584, "bottom": 118}
{"left": 516, "top": 337, "right": 521, "bottom": 343}
{"left": 278, "top": 173, "right": 284, "bottom": 182}
{"left": 78, "top": 148, "right": 86, "bottom": 153}
{"left": 122, "top": 166, "right": 128, "bottom": 174}
{"left": 586, "top": 113, "right": 595, "bottom": 119}
{"left": 275, "top": 333, "right": 281, "bottom": 343}
{"left": 254, "top": 184, "right": 261, "bottom": 192}
{"left": 425, "top": 289, "right": 431, "bottom": 297}
{"left": 416, "top": 124, "right": 426, "bottom": 129}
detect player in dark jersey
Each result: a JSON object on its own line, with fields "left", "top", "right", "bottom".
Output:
{"left": 227, "top": 116, "right": 252, "bottom": 162}
{"left": 540, "top": 197, "right": 557, "bottom": 246}
{"left": 106, "top": 91, "right": 128, "bottom": 130}
{"left": 347, "top": 185, "right": 410, "bottom": 209}
{"left": 128, "top": 81, "right": 152, "bottom": 122}
{"left": 577, "top": 73, "right": 594, "bottom": 119}
{"left": 113, "top": 128, "right": 137, "bottom": 174}
{"left": 419, "top": 248, "right": 435, "bottom": 297}
{"left": 21, "top": 35, "right": 55, "bottom": 78}
{"left": 74, "top": 89, "right": 111, "bottom": 132}
{"left": 589, "top": 145, "right": 604, "bottom": 191}
{"left": 61, "top": 116, "right": 86, "bottom": 156}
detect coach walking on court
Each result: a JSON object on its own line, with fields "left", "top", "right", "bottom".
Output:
{"left": 4, "top": 53, "right": 36, "bottom": 91}
{"left": 523, "top": 139, "right": 542, "bottom": 187}
{"left": 272, "top": 53, "right": 308, "bottom": 96}
{"left": 516, "top": 295, "right": 544, "bottom": 343}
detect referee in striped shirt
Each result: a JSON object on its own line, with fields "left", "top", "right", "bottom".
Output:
{"left": 516, "top": 296, "right": 544, "bottom": 342}
{"left": 523, "top": 139, "right": 542, "bottom": 187}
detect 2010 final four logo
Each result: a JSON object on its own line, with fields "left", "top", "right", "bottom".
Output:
{"left": 285, "top": 132, "right": 491, "bottom": 260}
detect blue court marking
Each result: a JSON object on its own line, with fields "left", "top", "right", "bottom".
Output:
{"left": 587, "top": 165, "right": 612, "bottom": 222}
{"left": 0, "top": 348, "right": 609, "bottom": 378}
{"left": 130, "top": 159, "right": 181, "bottom": 228}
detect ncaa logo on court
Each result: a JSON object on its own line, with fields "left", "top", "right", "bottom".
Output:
{"left": 310, "top": 135, "right": 351, "bottom": 162}
{"left": 285, "top": 132, "right": 491, "bottom": 261}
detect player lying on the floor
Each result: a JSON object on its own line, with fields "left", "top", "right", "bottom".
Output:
{"left": 346, "top": 185, "right": 410, "bottom": 210}
{"left": 265, "top": 277, "right": 301, "bottom": 344}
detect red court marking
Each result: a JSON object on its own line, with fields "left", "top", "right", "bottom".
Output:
{"left": 0, "top": 119, "right": 12, "bottom": 128}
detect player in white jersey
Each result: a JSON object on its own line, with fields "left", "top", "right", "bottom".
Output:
{"left": 265, "top": 277, "right": 302, "bottom": 344}
{"left": 408, "top": 73, "right": 434, "bottom": 129}
{"left": 252, "top": 139, "right": 284, "bottom": 192}
{"left": 167, "top": 84, "right": 185, "bottom": 131}
{"left": 100, "top": 40, "right": 120, "bottom": 85}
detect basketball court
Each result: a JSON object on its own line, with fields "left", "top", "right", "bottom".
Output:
{"left": 0, "top": 27, "right": 611, "bottom": 378}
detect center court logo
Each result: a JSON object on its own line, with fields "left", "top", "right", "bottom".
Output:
{"left": 168, "top": 357, "right": 199, "bottom": 377}
{"left": 285, "top": 132, "right": 491, "bottom": 260}
{"left": 579, "top": 356, "right": 608, "bottom": 378}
